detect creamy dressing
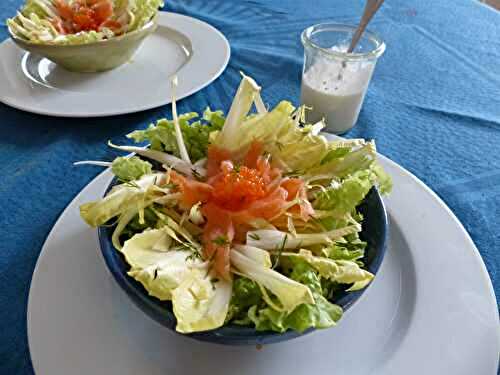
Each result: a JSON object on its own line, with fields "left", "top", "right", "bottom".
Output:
{"left": 300, "top": 54, "right": 375, "bottom": 134}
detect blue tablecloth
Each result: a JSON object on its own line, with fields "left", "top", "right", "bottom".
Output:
{"left": 1, "top": 0, "right": 499, "bottom": 373}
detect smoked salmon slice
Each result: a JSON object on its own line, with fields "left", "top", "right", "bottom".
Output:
{"left": 169, "top": 141, "right": 313, "bottom": 279}
{"left": 53, "top": 0, "right": 122, "bottom": 34}
{"left": 170, "top": 171, "right": 213, "bottom": 208}
{"left": 202, "top": 203, "right": 234, "bottom": 280}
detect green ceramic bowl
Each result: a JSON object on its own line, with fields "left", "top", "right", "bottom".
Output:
{"left": 8, "top": 18, "right": 157, "bottom": 73}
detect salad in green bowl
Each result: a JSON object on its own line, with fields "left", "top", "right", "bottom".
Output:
{"left": 79, "top": 74, "right": 391, "bottom": 334}
{"left": 7, "top": 0, "right": 163, "bottom": 45}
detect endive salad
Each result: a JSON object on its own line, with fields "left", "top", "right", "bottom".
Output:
{"left": 7, "top": 0, "right": 162, "bottom": 44}
{"left": 79, "top": 75, "right": 391, "bottom": 334}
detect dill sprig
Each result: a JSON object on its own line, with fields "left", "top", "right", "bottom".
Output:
{"left": 272, "top": 234, "right": 288, "bottom": 269}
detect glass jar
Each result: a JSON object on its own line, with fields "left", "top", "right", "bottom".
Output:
{"left": 300, "top": 23, "right": 385, "bottom": 134}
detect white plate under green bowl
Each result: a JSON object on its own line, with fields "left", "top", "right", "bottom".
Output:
{"left": 0, "top": 12, "right": 230, "bottom": 117}
{"left": 27, "top": 143, "right": 500, "bottom": 375}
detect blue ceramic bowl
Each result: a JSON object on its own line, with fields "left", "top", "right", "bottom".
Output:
{"left": 98, "top": 180, "right": 388, "bottom": 346}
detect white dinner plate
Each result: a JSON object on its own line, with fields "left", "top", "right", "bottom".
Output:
{"left": 0, "top": 12, "right": 229, "bottom": 117}
{"left": 27, "top": 150, "right": 500, "bottom": 374}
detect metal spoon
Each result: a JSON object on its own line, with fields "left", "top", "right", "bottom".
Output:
{"left": 338, "top": 0, "right": 384, "bottom": 80}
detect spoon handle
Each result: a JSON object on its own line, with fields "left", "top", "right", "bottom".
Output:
{"left": 347, "top": 0, "right": 384, "bottom": 53}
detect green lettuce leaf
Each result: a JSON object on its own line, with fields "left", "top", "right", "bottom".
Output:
{"left": 108, "top": 141, "right": 205, "bottom": 178}
{"left": 371, "top": 162, "right": 393, "bottom": 195}
{"left": 229, "top": 249, "right": 314, "bottom": 312}
{"left": 314, "top": 169, "right": 376, "bottom": 214}
{"left": 304, "top": 142, "right": 377, "bottom": 181}
{"left": 284, "top": 261, "right": 343, "bottom": 331}
{"left": 127, "top": 110, "right": 224, "bottom": 162}
{"left": 283, "top": 250, "right": 373, "bottom": 291}
{"left": 202, "top": 107, "right": 226, "bottom": 127}
{"left": 246, "top": 261, "right": 342, "bottom": 332}
{"left": 120, "top": 206, "right": 158, "bottom": 241}
{"left": 265, "top": 117, "right": 331, "bottom": 173}
{"left": 226, "top": 277, "right": 262, "bottom": 323}
{"left": 111, "top": 156, "right": 152, "bottom": 182}
{"left": 79, "top": 173, "right": 166, "bottom": 227}
{"left": 324, "top": 244, "right": 365, "bottom": 262}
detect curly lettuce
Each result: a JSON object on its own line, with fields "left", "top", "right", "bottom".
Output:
{"left": 231, "top": 261, "right": 343, "bottom": 333}
{"left": 111, "top": 156, "right": 152, "bottom": 182}
{"left": 127, "top": 108, "right": 225, "bottom": 162}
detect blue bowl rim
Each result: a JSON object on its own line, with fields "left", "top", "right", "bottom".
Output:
{"left": 98, "top": 177, "right": 388, "bottom": 345}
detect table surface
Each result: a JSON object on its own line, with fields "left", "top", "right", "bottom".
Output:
{"left": 1, "top": 0, "right": 499, "bottom": 373}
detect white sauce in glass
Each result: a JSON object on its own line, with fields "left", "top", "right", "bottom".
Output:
{"left": 300, "top": 49, "right": 375, "bottom": 134}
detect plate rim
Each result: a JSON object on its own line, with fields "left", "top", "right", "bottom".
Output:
{"left": 381, "top": 155, "right": 498, "bottom": 305}
{"left": 0, "top": 11, "right": 231, "bottom": 117}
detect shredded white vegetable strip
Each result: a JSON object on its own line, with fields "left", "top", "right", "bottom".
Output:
{"left": 107, "top": 141, "right": 205, "bottom": 178}
{"left": 171, "top": 76, "right": 192, "bottom": 164}
{"left": 73, "top": 161, "right": 112, "bottom": 167}
{"left": 254, "top": 91, "right": 267, "bottom": 115}
{"left": 112, "top": 209, "right": 137, "bottom": 250}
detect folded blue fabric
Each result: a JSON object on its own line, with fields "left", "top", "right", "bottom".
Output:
{"left": 0, "top": 0, "right": 499, "bottom": 373}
